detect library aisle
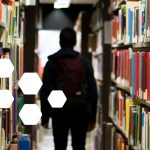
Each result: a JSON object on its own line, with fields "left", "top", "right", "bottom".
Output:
{"left": 6, "top": 0, "right": 150, "bottom": 149}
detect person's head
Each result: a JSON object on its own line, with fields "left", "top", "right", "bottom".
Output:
{"left": 60, "top": 27, "right": 76, "bottom": 49}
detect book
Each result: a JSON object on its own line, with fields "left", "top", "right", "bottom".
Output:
{"left": 125, "top": 98, "right": 140, "bottom": 138}
{"left": 131, "top": 52, "right": 135, "bottom": 96}
{"left": 141, "top": 107, "right": 145, "bottom": 150}
{"left": 0, "top": 109, "right": 2, "bottom": 148}
{"left": 135, "top": 52, "right": 140, "bottom": 97}
{"left": 18, "top": 134, "right": 30, "bottom": 150}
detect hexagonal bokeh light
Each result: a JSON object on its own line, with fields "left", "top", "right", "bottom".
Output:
{"left": 0, "top": 59, "right": 14, "bottom": 77}
{"left": 18, "top": 73, "right": 43, "bottom": 95}
{"left": 19, "top": 104, "right": 42, "bottom": 125}
{"left": 48, "top": 90, "right": 67, "bottom": 108}
{"left": 0, "top": 90, "right": 14, "bottom": 108}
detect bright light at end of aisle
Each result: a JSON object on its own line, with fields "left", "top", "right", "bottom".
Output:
{"left": 48, "top": 90, "right": 67, "bottom": 108}
{"left": 18, "top": 73, "right": 43, "bottom": 95}
{"left": 54, "top": 0, "right": 71, "bottom": 9}
{"left": 0, "top": 90, "right": 14, "bottom": 108}
{"left": 19, "top": 104, "right": 42, "bottom": 125}
{"left": 0, "top": 59, "right": 14, "bottom": 78}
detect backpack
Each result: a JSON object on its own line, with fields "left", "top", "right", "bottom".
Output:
{"left": 54, "top": 56, "right": 88, "bottom": 109}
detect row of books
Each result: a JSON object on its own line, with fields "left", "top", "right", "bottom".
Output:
{"left": 0, "top": 45, "right": 24, "bottom": 86}
{"left": 0, "top": 1, "right": 21, "bottom": 46}
{"left": 0, "top": 46, "right": 25, "bottom": 148}
{"left": 111, "top": 48, "right": 130, "bottom": 90}
{"left": 114, "top": 132, "right": 129, "bottom": 150}
{"left": 0, "top": 0, "right": 26, "bottom": 149}
{"left": 11, "top": 42, "right": 24, "bottom": 82}
{"left": 0, "top": 16, "right": 25, "bottom": 146}
{"left": 112, "top": 4, "right": 126, "bottom": 44}
{"left": 109, "top": 87, "right": 150, "bottom": 149}
{"left": 112, "top": 0, "right": 150, "bottom": 45}
{"left": 111, "top": 48, "right": 150, "bottom": 100}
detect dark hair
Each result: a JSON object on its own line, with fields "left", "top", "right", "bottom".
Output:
{"left": 60, "top": 27, "right": 76, "bottom": 48}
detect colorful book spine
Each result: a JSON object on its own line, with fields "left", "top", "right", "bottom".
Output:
{"left": 18, "top": 134, "right": 30, "bottom": 150}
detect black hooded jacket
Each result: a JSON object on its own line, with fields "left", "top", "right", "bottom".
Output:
{"left": 40, "top": 48, "right": 98, "bottom": 126}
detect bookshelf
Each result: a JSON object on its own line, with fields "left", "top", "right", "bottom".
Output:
{"left": 0, "top": 0, "right": 35, "bottom": 149}
{"left": 107, "top": 0, "right": 150, "bottom": 149}
{"left": 88, "top": 1, "right": 103, "bottom": 149}
{"left": 87, "top": 0, "right": 113, "bottom": 149}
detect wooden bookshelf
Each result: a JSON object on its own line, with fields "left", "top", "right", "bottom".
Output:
{"left": 0, "top": 1, "right": 35, "bottom": 149}
{"left": 109, "top": 0, "right": 150, "bottom": 149}
{"left": 89, "top": 1, "right": 104, "bottom": 149}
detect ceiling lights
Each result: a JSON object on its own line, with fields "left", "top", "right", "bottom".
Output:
{"left": 54, "top": 0, "right": 71, "bottom": 9}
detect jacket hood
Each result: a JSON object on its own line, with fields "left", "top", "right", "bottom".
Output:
{"left": 48, "top": 48, "right": 79, "bottom": 60}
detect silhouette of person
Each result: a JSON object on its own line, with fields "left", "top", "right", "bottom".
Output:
{"left": 40, "top": 27, "right": 98, "bottom": 150}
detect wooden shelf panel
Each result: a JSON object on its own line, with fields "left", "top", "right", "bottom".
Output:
{"left": 110, "top": 118, "right": 127, "bottom": 139}
{"left": 112, "top": 42, "right": 150, "bottom": 51}
{"left": 111, "top": 79, "right": 130, "bottom": 93}
{"left": 0, "top": 22, "right": 6, "bottom": 28}
{"left": 92, "top": 52, "right": 103, "bottom": 57}
{"left": 136, "top": 98, "right": 150, "bottom": 108}
{"left": 132, "top": 42, "right": 150, "bottom": 51}
{"left": 112, "top": 43, "right": 131, "bottom": 49}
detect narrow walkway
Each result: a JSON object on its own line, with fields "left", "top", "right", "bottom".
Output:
{"left": 36, "top": 127, "right": 94, "bottom": 150}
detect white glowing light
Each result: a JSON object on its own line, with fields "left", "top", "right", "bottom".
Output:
{"left": 48, "top": 90, "right": 67, "bottom": 108}
{"left": 0, "top": 90, "right": 14, "bottom": 108}
{"left": 0, "top": 59, "right": 14, "bottom": 78}
{"left": 19, "top": 104, "right": 42, "bottom": 125}
{"left": 18, "top": 73, "right": 43, "bottom": 95}
{"left": 54, "top": 0, "right": 70, "bottom": 9}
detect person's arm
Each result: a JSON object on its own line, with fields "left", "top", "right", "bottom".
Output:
{"left": 39, "top": 60, "right": 54, "bottom": 126}
{"left": 82, "top": 58, "right": 98, "bottom": 124}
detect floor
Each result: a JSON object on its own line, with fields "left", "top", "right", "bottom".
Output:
{"left": 35, "top": 127, "right": 94, "bottom": 150}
